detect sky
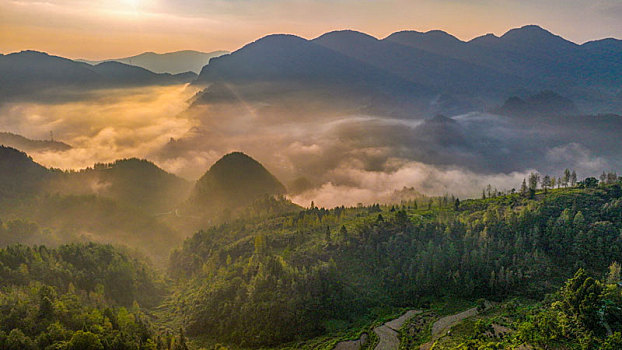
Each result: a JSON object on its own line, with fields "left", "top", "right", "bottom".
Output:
{"left": 1, "top": 0, "right": 621, "bottom": 59}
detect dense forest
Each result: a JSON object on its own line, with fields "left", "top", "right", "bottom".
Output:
{"left": 0, "top": 243, "right": 191, "bottom": 349}
{"left": 165, "top": 173, "right": 622, "bottom": 348}
{"left": 1, "top": 160, "right": 622, "bottom": 349}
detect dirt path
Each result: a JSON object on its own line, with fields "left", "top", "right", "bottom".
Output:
{"left": 419, "top": 304, "right": 488, "bottom": 350}
{"left": 431, "top": 307, "right": 478, "bottom": 337}
{"left": 334, "top": 337, "right": 367, "bottom": 350}
{"left": 374, "top": 310, "right": 421, "bottom": 350}
{"left": 332, "top": 310, "right": 421, "bottom": 350}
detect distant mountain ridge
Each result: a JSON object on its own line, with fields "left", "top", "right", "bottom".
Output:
{"left": 0, "top": 51, "right": 197, "bottom": 102}
{"left": 0, "top": 132, "right": 72, "bottom": 153}
{"left": 0, "top": 145, "right": 191, "bottom": 213}
{"left": 78, "top": 50, "right": 229, "bottom": 74}
{"left": 495, "top": 91, "right": 580, "bottom": 117}
{"left": 195, "top": 25, "right": 622, "bottom": 115}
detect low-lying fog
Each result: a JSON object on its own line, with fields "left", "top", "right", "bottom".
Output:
{"left": 1, "top": 83, "right": 620, "bottom": 207}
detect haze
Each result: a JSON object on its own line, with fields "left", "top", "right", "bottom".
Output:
{"left": 2, "top": 0, "right": 621, "bottom": 59}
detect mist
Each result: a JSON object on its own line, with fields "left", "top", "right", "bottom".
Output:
{"left": 0, "top": 84, "right": 199, "bottom": 171}
{"left": 2, "top": 83, "right": 621, "bottom": 208}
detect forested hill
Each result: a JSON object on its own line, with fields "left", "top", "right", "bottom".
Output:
{"left": 167, "top": 176, "right": 622, "bottom": 348}
{"left": 2, "top": 164, "right": 622, "bottom": 349}
{"left": 0, "top": 243, "right": 191, "bottom": 349}
{"left": 189, "top": 152, "right": 287, "bottom": 208}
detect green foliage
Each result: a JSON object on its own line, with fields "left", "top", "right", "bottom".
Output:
{"left": 0, "top": 243, "right": 186, "bottom": 350}
{"left": 67, "top": 331, "right": 104, "bottom": 350}
{"left": 0, "top": 243, "right": 165, "bottom": 307}
{"left": 168, "top": 183, "right": 622, "bottom": 347}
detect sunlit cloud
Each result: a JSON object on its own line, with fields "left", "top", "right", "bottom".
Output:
{"left": 0, "top": 84, "right": 199, "bottom": 171}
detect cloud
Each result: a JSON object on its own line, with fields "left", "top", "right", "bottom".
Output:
{"left": 0, "top": 84, "right": 199, "bottom": 171}
{"left": 2, "top": 84, "right": 620, "bottom": 209}
{"left": 290, "top": 161, "right": 531, "bottom": 207}
{"left": 545, "top": 143, "right": 609, "bottom": 177}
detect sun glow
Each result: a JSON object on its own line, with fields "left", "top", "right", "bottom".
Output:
{"left": 120, "top": 0, "right": 140, "bottom": 11}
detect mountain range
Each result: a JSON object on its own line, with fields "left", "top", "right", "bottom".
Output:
{"left": 0, "top": 51, "right": 197, "bottom": 102}
{"left": 77, "top": 50, "right": 229, "bottom": 74}
{"left": 196, "top": 25, "right": 622, "bottom": 115}
{"left": 3, "top": 25, "right": 620, "bottom": 114}
{"left": 0, "top": 145, "right": 292, "bottom": 259}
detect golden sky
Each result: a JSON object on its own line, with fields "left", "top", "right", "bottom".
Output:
{"left": 1, "top": 0, "right": 621, "bottom": 59}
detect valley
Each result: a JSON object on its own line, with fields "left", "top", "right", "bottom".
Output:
{"left": 1, "top": 12, "right": 621, "bottom": 349}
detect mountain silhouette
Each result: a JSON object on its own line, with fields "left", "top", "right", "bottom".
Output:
{"left": 187, "top": 152, "right": 286, "bottom": 214}
{"left": 0, "top": 146, "right": 50, "bottom": 198}
{"left": 496, "top": 91, "right": 579, "bottom": 117}
{"left": 0, "top": 51, "right": 197, "bottom": 101}
{"left": 193, "top": 25, "right": 621, "bottom": 115}
{"left": 57, "top": 158, "right": 192, "bottom": 213}
{"left": 0, "top": 132, "right": 72, "bottom": 153}
{"left": 78, "top": 50, "right": 228, "bottom": 74}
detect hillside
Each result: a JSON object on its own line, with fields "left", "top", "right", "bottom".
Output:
{"left": 168, "top": 175, "right": 622, "bottom": 347}
{"left": 0, "top": 147, "right": 189, "bottom": 262}
{"left": 1, "top": 147, "right": 621, "bottom": 349}
{"left": 187, "top": 152, "right": 287, "bottom": 215}
{"left": 193, "top": 25, "right": 622, "bottom": 115}
{"left": 0, "top": 146, "right": 51, "bottom": 199}
{"left": 193, "top": 34, "right": 430, "bottom": 117}
{"left": 0, "top": 242, "right": 191, "bottom": 349}
{"left": 53, "top": 158, "right": 192, "bottom": 214}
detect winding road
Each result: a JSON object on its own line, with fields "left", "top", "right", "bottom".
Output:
{"left": 333, "top": 310, "right": 421, "bottom": 350}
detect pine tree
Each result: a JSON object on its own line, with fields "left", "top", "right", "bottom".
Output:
{"left": 542, "top": 175, "right": 551, "bottom": 193}
{"left": 520, "top": 179, "right": 528, "bottom": 196}
{"left": 571, "top": 170, "right": 577, "bottom": 186}
{"left": 339, "top": 225, "right": 348, "bottom": 240}
{"left": 563, "top": 168, "right": 571, "bottom": 187}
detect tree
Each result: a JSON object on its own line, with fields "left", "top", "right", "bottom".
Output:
{"left": 563, "top": 168, "right": 571, "bottom": 187}
{"left": 602, "top": 333, "right": 622, "bottom": 350}
{"left": 528, "top": 172, "right": 540, "bottom": 191}
{"left": 582, "top": 177, "right": 599, "bottom": 188}
{"left": 325, "top": 225, "right": 331, "bottom": 242}
{"left": 570, "top": 171, "right": 577, "bottom": 186}
{"left": 600, "top": 172, "right": 608, "bottom": 185}
{"left": 5, "top": 329, "right": 36, "bottom": 350}
{"left": 606, "top": 262, "right": 621, "bottom": 284}
{"left": 67, "top": 331, "right": 103, "bottom": 350}
{"left": 174, "top": 328, "right": 189, "bottom": 350}
{"left": 550, "top": 177, "right": 556, "bottom": 189}
{"left": 542, "top": 175, "right": 552, "bottom": 193}
{"left": 339, "top": 225, "right": 348, "bottom": 240}
{"left": 559, "top": 269, "right": 603, "bottom": 331}
{"left": 607, "top": 172, "right": 618, "bottom": 185}
{"left": 520, "top": 179, "right": 528, "bottom": 196}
